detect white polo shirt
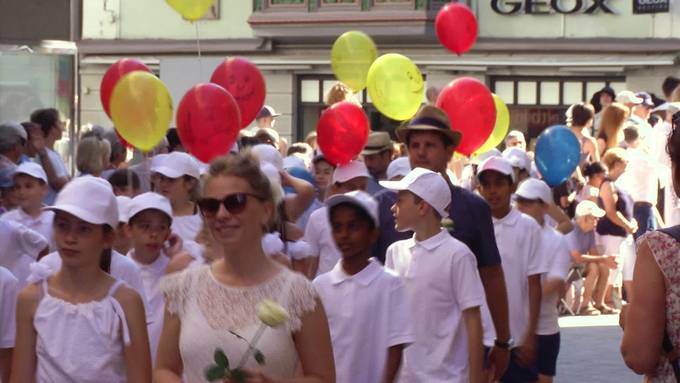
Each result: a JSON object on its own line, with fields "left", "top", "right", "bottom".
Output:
{"left": 128, "top": 249, "right": 171, "bottom": 362}
{"left": 0, "top": 266, "right": 18, "bottom": 349}
{"left": 314, "top": 259, "right": 414, "bottom": 383}
{"left": 0, "top": 219, "right": 48, "bottom": 288}
{"left": 2, "top": 208, "right": 55, "bottom": 251}
{"left": 492, "top": 208, "right": 545, "bottom": 343}
{"left": 304, "top": 207, "right": 341, "bottom": 277}
{"left": 386, "top": 229, "right": 486, "bottom": 383}
{"left": 536, "top": 225, "right": 572, "bottom": 336}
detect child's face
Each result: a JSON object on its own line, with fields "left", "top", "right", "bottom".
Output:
{"left": 478, "top": 171, "right": 514, "bottom": 213}
{"left": 313, "top": 161, "right": 334, "bottom": 191}
{"left": 391, "top": 190, "right": 421, "bottom": 232}
{"left": 13, "top": 174, "right": 47, "bottom": 211}
{"left": 576, "top": 215, "right": 598, "bottom": 232}
{"left": 128, "top": 210, "right": 171, "bottom": 257}
{"left": 516, "top": 199, "right": 545, "bottom": 224}
{"left": 155, "top": 174, "right": 194, "bottom": 205}
{"left": 330, "top": 205, "right": 377, "bottom": 261}
{"left": 53, "top": 211, "right": 111, "bottom": 268}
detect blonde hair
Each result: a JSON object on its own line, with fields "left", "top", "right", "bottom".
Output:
{"left": 203, "top": 152, "right": 274, "bottom": 205}
{"left": 597, "top": 103, "right": 629, "bottom": 150}
{"left": 602, "top": 147, "right": 627, "bottom": 170}
{"left": 325, "top": 82, "right": 351, "bottom": 106}
{"left": 76, "top": 137, "right": 111, "bottom": 176}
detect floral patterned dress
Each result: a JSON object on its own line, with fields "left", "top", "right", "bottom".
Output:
{"left": 641, "top": 231, "right": 680, "bottom": 382}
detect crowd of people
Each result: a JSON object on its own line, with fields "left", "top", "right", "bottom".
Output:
{"left": 0, "top": 75, "right": 678, "bottom": 383}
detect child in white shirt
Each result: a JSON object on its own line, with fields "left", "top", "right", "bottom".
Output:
{"left": 0, "top": 266, "right": 18, "bottom": 382}
{"left": 515, "top": 179, "right": 572, "bottom": 383}
{"left": 0, "top": 219, "right": 48, "bottom": 288}
{"left": 151, "top": 152, "right": 201, "bottom": 242}
{"left": 2, "top": 162, "right": 54, "bottom": 250}
{"left": 383, "top": 168, "right": 485, "bottom": 383}
{"left": 126, "top": 192, "right": 174, "bottom": 361}
{"left": 314, "top": 191, "right": 413, "bottom": 383}
{"left": 477, "top": 157, "right": 546, "bottom": 382}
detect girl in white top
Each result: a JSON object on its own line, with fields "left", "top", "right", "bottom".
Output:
{"left": 151, "top": 152, "right": 202, "bottom": 242}
{"left": 155, "top": 153, "right": 335, "bottom": 382}
{"left": 10, "top": 176, "right": 151, "bottom": 383}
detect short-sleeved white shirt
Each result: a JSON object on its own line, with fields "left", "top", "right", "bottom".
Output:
{"left": 2, "top": 208, "right": 55, "bottom": 251}
{"left": 386, "top": 230, "right": 486, "bottom": 383}
{"left": 536, "top": 225, "right": 572, "bottom": 336}
{"left": 43, "top": 149, "right": 69, "bottom": 205}
{"left": 0, "top": 220, "right": 48, "bottom": 288}
{"left": 492, "top": 208, "right": 546, "bottom": 343}
{"left": 0, "top": 266, "right": 18, "bottom": 348}
{"left": 314, "top": 259, "right": 414, "bottom": 383}
{"left": 303, "top": 207, "right": 341, "bottom": 277}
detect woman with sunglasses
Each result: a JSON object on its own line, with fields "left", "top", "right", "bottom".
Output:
{"left": 155, "top": 153, "right": 335, "bottom": 383}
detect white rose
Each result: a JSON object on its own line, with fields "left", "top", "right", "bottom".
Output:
{"left": 256, "top": 299, "right": 289, "bottom": 328}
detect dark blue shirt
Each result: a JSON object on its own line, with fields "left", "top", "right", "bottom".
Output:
{"left": 375, "top": 184, "right": 502, "bottom": 268}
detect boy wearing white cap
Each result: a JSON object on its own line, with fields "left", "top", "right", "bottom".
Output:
{"left": 126, "top": 192, "right": 174, "bottom": 360}
{"left": 314, "top": 191, "right": 413, "bottom": 383}
{"left": 383, "top": 168, "right": 485, "bottom": 383}
{"left": 515, "top": 179, "right": 571, "bottom": 382}
{"left": 151, "top": 151, "right": 202, "bottom": 242}
{"left": 566, "top": 201, "right": 617, "bottom": 316}
{"left": 303, "top": 160, "right": 370, "bottom": 277}
{"left": 2, "top": 162, "right": 54, "bottom": 250}
{"left": 477, "top": 157, "right": 546, "bottom": 382}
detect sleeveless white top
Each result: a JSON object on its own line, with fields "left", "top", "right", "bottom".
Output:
{"left": 34, "top": 278, "right": 131, "bottom": 383}
{"left": 161, "top": 265, "right": 317, "bottom": 383}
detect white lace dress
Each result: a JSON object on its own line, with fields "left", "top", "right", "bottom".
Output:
{"left": 161, "top": 265, "right": 318, "bottom": 383}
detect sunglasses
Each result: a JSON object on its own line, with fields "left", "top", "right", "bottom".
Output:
{"left": 198, "top": 193, "right": 264, "bottom": 216}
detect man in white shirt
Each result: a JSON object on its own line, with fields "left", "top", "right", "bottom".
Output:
{"left": 477, "top": 157, "right": 546, "bottom": 382}
{"left": 618, "top": 125, "right": 663, "bottom": 239}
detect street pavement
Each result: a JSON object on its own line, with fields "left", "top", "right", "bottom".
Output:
{"left": 556, "top": 314, "right": 641, "bottom": 383}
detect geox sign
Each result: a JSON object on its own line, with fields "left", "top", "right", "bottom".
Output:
{"left": 491, "top": 0, "right": 615, "bottom": 14}
{"left": 633, "top": 0, "right": 670, "bottom": 14}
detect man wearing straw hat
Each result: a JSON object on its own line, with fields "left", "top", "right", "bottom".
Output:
{"left": 375, "top": 105, "right": 512, "bottom": 380}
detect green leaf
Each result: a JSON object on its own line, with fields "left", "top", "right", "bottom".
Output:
{"left": 254, "top": 350, "right": 266, "bottom": 365}
{"left": 231, "top": 368, "right": 246, "bottom": 383}
{"left": 214, "top": 348, "right": 229, "bottom": 369}
{"left": 204, "top": 364, "right": 226, "bottom": 381}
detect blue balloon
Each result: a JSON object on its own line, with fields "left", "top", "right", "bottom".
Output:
{"left": 535, "top": 125, "right": 580, "bottom": 187}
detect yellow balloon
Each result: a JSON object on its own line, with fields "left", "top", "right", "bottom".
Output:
{"left": 366, "top": 53, "right": 424, "bottom": 121}
{"left": 331, "top": 31, "right": 377, "bottom": 92}
{"left": 166, "top": 0, "right": 213, "bottom": 21}
{"left": 110, "top": 72, "right": 173, "bottom": 152}
{"left": 474, "top": 94, "right": 510, "bottom": 155}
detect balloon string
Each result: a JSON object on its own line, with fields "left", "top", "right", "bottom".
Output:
{"left": 195, "top": 22, "right": 203, "bottom": 79}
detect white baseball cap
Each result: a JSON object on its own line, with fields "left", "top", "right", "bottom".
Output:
{"left": 326, "top": 190, "right": 379, "bottom": 228}
{"left": 45, "top": 175, "right": 119, "bottom": 228}
{"left": 471, "top": 148, "right": 502, "bottom": 165}
{"left": 575, "top": 200, "right": 606, "bottom": 218}
{"left": 13, "top": 162, "right": 47, "bottom": 183}
{"left": 116, "top": 196, "right": 132, "bottom": 224}
{"left": 386, "top": 157, "right": 411, "bottom": 180}
{"left": 333, "top": 160, "right": 370, "bottom": 184}
{"left": 502, "top": 147, "right": 531, "bottom": 171}
{"left": 477, "top": 156, "right": 515, "bottom": 183}
{"left": 151, "top": 152, "right": 200, "bottom": 180}
{"left": 252, "top": 144, "right": 283, "bottom": 171}
{"left": 128, "top": 192, "right": 173, "bottom": 223}
{"left": 616, "top": 90, "right": 643, "bottom": 105}
{"left": 516, "top": 178, "right": 553, "bottom": 204}
{"left": 380, "top": 167, "right": 451, "bottom": 218}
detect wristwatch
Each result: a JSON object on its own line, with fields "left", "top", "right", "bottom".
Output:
{"left": 494, "top": 338, "right": 514, "bottom": 350}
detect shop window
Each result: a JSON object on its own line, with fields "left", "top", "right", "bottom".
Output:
{"left": 586, "top": 82, "right": 606, "bottom": 102}
{"left": 540, "top": 82, "right": 560, "bottom": 105}
{"left": 517, "top": 81, "right": 537, "bottom": 105}
{"left": 495, "top": 81, "right": 514, "bottom": 104}
{"left": 563, "top": 82, "right": 583, "bottom": 105}
{"left": 300, "top": 80, "right": 319, "bottom": 103}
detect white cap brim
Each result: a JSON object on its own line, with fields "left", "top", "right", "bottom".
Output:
{"left": 152, "top": 165, "right": 185, "bottom": 179}
{"left": 44, "top": 204, "right": 117, "bottom": 228}
{"left": 326, "top": 195, "right": 379, "bottom": 228}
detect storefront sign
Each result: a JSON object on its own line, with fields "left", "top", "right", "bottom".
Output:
{"left": 491, "top": 0, "right": 615, "bottom": 14}
{"left": 633, "top": 0, "right": 669, "bottom": 14}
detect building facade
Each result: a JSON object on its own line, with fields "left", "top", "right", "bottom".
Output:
{"left": 79, "top": 0, "right": 680, "bottom": 146}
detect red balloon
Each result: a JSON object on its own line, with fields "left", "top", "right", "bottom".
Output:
{"left": 317, "top": 102, "right": 369, "bottom": 166}
{"left": 435, "top": 3, "right": 478, "bottom": 55}
{"left": 436, "top": 78, "right": 495, "bottom": 156}
{"left": 210, "top": 57, "right": 266, "bottom": 129}
{"left": 100, "top": 59, "right": 151, "bottom": 118}
{"left": 176, "top": 83, "right": 241, "bottom": 163}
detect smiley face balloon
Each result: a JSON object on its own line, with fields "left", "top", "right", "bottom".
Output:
{"left": 210, "top": 57, "right": 266, "bottom": 129}
{"left": 366, "top": 53, "right": 424, "bottom": 121}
